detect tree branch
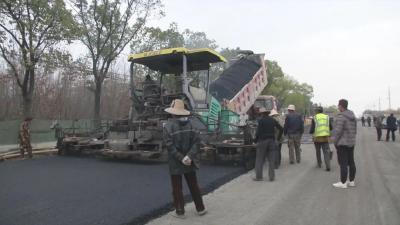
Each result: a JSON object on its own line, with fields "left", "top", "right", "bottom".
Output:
{"left": 0, "top": 44, "right": 23, "bottom": 88}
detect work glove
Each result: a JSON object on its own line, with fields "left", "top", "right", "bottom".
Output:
{"left": 182, "top": 155, "right": 192, "bottom": 166}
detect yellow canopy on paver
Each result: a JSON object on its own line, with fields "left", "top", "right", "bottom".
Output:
{"left": 128, "top": 47, "right": 226, "bottom": 73}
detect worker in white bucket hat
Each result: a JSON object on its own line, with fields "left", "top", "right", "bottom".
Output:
{"left": 283, "top": 104, "right": 304, "bottom": 164}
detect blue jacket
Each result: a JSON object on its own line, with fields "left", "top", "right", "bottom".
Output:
{"left": 284, "top": 112, "right": 304, "bottom": 135}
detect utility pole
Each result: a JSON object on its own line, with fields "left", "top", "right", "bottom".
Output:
{"left": 378, "top": 97, "right": 381, "bottom": 111}
{"left": 388, "top": 86, "right": 392, "bottom": 110}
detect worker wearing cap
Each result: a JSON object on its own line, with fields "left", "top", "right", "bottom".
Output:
{"left": 283, "top": 105, "right": 304, "bottom": 164}
{"left": 19, "top": 117, "right": 33, "bottom": 158}
{"left": 254, "top": 107, "right": 283, "bottom": 181}
{"left": 309, "top": 106, "right": 333, "bottom": 171}
{"left": 163, "top": 99, "right": 206, "bottom": 218}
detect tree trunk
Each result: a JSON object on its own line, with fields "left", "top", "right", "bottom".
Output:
{"left": 22, "top": 95, "right": 33, "bottom": 119}
{"left": 93, "top": 80, "right": 102, "bottom": 129}
{"left": 21, "top": 66, "right": 35, "bottom": 119}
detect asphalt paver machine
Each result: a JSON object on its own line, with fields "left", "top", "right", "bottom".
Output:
{"left": 101, "top": 47, "right": 269, "bottom": 169}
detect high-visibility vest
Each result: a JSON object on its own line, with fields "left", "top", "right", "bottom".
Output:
{"left": 314, "top": 113, "right": 330, "bottom": 137}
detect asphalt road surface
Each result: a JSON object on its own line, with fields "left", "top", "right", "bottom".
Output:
{"left": 0, "top": 156, "right": 244, "bottom": 225}
{"left": 2, "top": 126, "right": 400, "bottom": 225}
{"left": 148, "top": 125, "right": 400, "bottom": 225}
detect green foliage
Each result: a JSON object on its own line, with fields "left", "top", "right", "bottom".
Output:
{"left": 219, "top": 47, "right": 242, "bottom": 60}
{"left": 0, "top": 0, "right": 76, "bottom": 117}
{"left": 262, "top": 60, "right": 314, "bottom": 115}
{"left": 131, "top": 23, "right": 218, "bottom": 53}
{"left": 182, "top": 29, "right": 218, "bottom": 49}
{"left": 132, "top": 23, "right": 184, "bottom": 52}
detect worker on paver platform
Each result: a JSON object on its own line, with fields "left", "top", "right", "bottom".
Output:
{"left": 331, "top": 99, "right": 357, "bottom": 189}
{"left": 163, "top": 99, "right": 207, "bottom": 219}
{"left": 19, "top": 117, "right": 33, "bottom": 158}
{"left": 283, "top": 104, "right": 304, "bottom": 164}
{"left": 309, "top": 106, "right": 333, "bottom": 171}
{"left": 270, "top": 109, "right": 284, "bottom": 169}
{"left": 254, "top": 107, "right": 283, "bottom": 181}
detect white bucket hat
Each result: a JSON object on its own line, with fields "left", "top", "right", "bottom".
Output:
{"left": 164, "top": 99, "right": 190, "bottom": 116}
{"left": 270, "top": 109, "right": 279, "bottom": 116}
{"left": 287, "top": 105, "right": 296, "bottom": 111}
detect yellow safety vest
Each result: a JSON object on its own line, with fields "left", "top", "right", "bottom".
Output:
{"left": 314, "top": 113, "right": 330, "bottom": 137}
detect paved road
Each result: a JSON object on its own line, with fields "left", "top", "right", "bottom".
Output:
{"left": 148, "top": 125, "right": 400, "bottom": 225}
{"left": 0, "top": 141, "right": 56, "bottom": 154}
{"left": 0, "top": 156, "right": 244, "bottom": 225}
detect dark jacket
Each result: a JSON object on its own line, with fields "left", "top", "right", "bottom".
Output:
{"left": 163, "top": 118, "right": 200, "bottom": 175}
{"left": 374, "top": 117, "right": 383, "bottom": 129}
{"left": 386, "top": 115, "right": 397, "bottom": 130}
{"left": 283, "top": 112, "right": 304, "bottom": 135}
{"left": 332, "top": 109, "right": 357, "bottom": 147}
{"left": 255, "top": 115, "right": 283, "bottom": 143}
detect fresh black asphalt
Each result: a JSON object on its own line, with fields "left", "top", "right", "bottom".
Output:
{"left": 0, "top": 156, "right": 245, "bottom": 225}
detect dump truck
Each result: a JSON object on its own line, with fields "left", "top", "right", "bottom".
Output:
{"left": 100, "top": 47, "right": 269, "bottom": 169}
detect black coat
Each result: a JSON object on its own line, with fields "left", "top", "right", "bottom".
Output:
{"left": 386, "top": 115, "right": 397, "bottom": 130}
{"left": 255, "top": 115, "right": 283, "bottom": 143}
{"left": 163, "top": 118, "right": 200, "bottom": 175}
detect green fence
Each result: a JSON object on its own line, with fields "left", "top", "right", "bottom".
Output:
{"left": 0, "top": 119, "right": 103, "bottom": 145}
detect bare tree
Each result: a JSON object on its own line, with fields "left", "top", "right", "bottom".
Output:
{"left": 71, "top": 0, "right": 162, "bottom": 127}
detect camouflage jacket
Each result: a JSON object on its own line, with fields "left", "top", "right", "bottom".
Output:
{"left": 19, "top": 121, "right": 31, "bottom": 144}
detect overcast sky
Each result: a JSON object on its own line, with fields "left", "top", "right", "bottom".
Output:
{"left": 151, "top": 0, "right": 400, "bottom": 115}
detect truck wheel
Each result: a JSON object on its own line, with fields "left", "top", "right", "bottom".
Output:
{"left": 212, "top": 148, "right": 219, "bottom": 165}
{"left": 242, "top": 148, "right": 256, "bottom": 170}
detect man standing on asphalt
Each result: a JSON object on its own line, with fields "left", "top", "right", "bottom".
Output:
{"left": 163, "top": 99, "right": 207, "bottom": 218}
{"left": 361, "top": 116, "right": 365, "bottom": 127}
{"left": 309, "top": 106, "right": 332, "bottom": 171}
{"left": 331, "top": 99, "right": 357, "bottom": 189}
{"left": 367, "top": 116, "right": 372, "bottom": 127}
{"left": 19, "top": 117, "right": 33, "bottom": 158}
{"left": 374, "top": 115, "right": 383, "bottom": 141}
{"left": 283, "top": 104, "right": 304, "bottom": 164}
{"left": 254, "top": 107, "right": 283, "bottom": 181}
{"left": 386, "top": 113, "right": 397, "bottom": 142}
{"left": 270, "top": 109, "right": 284, "bottom": 168}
